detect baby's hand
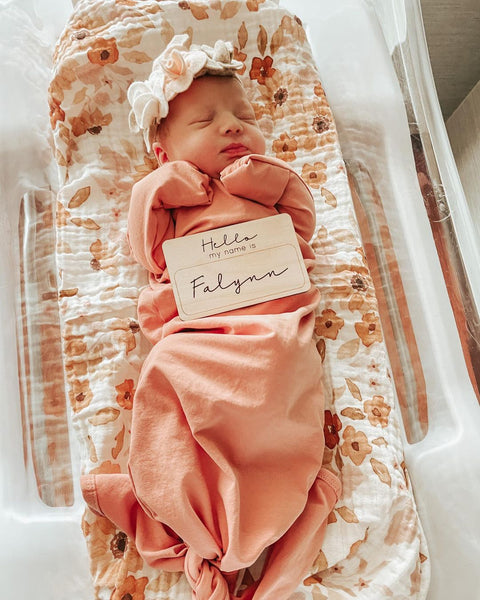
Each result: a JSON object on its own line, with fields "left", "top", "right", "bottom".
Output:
{"left": 151, "top": 161, "right": 213, "bottom": 208}
{"left": 219, "top": 154, "right": 290, "bottom": 207}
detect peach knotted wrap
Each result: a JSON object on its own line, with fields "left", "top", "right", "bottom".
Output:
{"left": 81, "top": 156, "right": 341, "bottom": 599}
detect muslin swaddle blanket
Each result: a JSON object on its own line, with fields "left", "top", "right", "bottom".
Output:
{"left": 49, "top": 1, "right": 429, "bottom": 598}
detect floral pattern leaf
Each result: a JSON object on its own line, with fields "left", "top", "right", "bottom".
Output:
{"left": 270, "top": 25, "right": 284, "bottom": 54}
{"left": 372, "top": 436, "right": 388, "bottom": 446}
{"left": 69, "top": 186, "right": 91, "bottom": 209}
{"left": 370, "top": 458, "right": 392, "bottom": 486}
{"left": 87, "top": 435, "right": 98, "bottom": 463}
{"left": 341, "top": 407, "right": 365, "bottom": 421}
{"left": 238, "top": 21, "right": 248, "bottom": 50}
{"left": 257, "top": 25, "right": 267, "bottom": 56}
{"left": 221, "top": 1, "right": 241, "bottom": 19}
{"left": 321, "top": 187, "right": 337, "bottom": 208}
{"left": 73, "top": 87, "right": 88, "bottom": 105}
{"left": 337, "top": 338, "right": 360, "bottom": 360}
{"left": 112, "top": 425, "right": 125, "bottom": 459}
{"left": 336, "top": 505, "right": 359, "bottom": 523}
{"left": 88, "top": 407, "right": 120, "bottom": 426}
{"left": 311, "top": 550, "right": 328, "bottom": 573}
{"left": 316, "top": 337, "right": 326, "bottom": 362}
{"left": 123, "top": 50, "right": 153, "bottom": 64}
{"left": 71, "top": 217, "right": 101, "bottom": 230}
{"left": 117, "top": 28, "right": 145, "bottom": 49}
{"left": 190, "top": 3, "right": 209, "bottom": 20}
{"left": 334, "top": 448, "right": 344, "bottom": 472}
{"left": 59, "top": 288, "right": 79, "bottom": 298}
{"left": 345, "top": 378, "right": 362, "bottom": 402}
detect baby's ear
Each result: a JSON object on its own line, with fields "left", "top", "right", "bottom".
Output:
{"left": 152, "top": 142, "right": 168, "bottom": 166}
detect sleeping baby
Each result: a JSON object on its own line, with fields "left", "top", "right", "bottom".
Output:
{"left": 81, "top": 34, "right": 341, "bottom": 600}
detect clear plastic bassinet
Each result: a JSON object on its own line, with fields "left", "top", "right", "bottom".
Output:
{"left": 0, "top": 1, "right": 478, "bottom": 599}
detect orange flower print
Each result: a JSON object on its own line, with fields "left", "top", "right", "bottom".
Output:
{"left": 341, "top": 426, "right": 372, "bottom": 466}
{"left": 247, "top": 0, "right": 266, "bottom": 9}
{"left": 350, "top": 273, "right": 368, "bottom": 292}
{"left": 116, "top": 379, "right": 135, "bottom": 410}
{"left": 355, "top": 312, "right": 383, "bottom": 347}
{"left": 90, "top": 239, "right": 120, "bottom": 275}
{"left": 49, "top": 96, "right": 65, "bottom": 129}
{"left": 85, "top": 515, "right": 116, "bottom": 567}
{"left": 331, "top": 270, "right": 373, "bottom": 312}
{"left": 84, "top": 517, "right": 142, "bottom": 588}
{"left": 87, "top": 38, "right": 119, "bottom": 65}
{"left": 301, "top": 162, "right": 327, "bottom": 189}
{"left": 69, "top": 378, "right": 93, "bottom": 413}
{"left": 273, "top": 87, "right": 288, "bottom": 107}
{"left": 272, "top": 133, "right": 297, "bottom": 162}
{"left": 111, "top": 575, "right": 148, "bottom": 600}
{"left": 364, "top": 395, "right": 391, "bottom": 427}
{"left": 70, "top": 106, "right": 113, "bottom": 137}
{"left": 110, "top": 531, "right": 129, "bottom": 559}
{"left": 110, "top": 532, "right": 143, "bottom": 572}
{"left": 324, "top": 410, "right": 342, "bottom": 449}
{"left": 312, "top": 113, "right": 332, "bottom": 134}
{"left": 249, "top": 56, "right": 276, "bottom": 85}
{"left": 315, "top": 309, "right": 344, "bottom": 340}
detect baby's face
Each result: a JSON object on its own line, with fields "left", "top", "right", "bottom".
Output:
{"left": 153, "top": 76, "right": 266, "bottom": 178}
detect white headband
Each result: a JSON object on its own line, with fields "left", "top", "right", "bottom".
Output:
{"left": 127, "top": 34, "right": 243, "bottom": 151}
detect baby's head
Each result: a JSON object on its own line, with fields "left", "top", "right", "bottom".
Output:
{"left": 128, "top": 35, "right": 265, "bottom": 178}
{"left": 153, "top": 75, "right": 265, "bottom": 178}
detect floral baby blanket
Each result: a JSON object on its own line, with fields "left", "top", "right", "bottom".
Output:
{"left": 49, "top": 0, "right": 429, "bottom": 598}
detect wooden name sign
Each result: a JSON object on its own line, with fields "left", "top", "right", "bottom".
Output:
{"left": 163, "top": 214, "right": 311, "bottom": 320}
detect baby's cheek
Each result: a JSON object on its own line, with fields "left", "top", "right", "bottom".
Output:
{"left": 254, "top": 132, "right": 266, "bottom": 155}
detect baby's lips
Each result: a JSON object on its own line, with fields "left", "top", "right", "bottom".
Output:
{"left": 221, "top": 143, "right": 250, "bottom": 155}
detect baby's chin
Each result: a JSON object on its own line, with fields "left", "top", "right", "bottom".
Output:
{"left": 224, "top": 150, "right": 252, "bottom": 164}
{"left": 206, "top": 155, "right": 249, "bottom": 179}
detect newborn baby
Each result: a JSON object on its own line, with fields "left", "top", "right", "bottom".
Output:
{"left": 81, "top": 35, "right": 341, "bottom": 600}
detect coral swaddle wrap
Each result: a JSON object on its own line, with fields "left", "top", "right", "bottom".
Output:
{"left": 81, "top": 155, "right": 341, "bottom": 599}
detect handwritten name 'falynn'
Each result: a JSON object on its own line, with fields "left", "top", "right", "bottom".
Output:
{"left": 191, "top": 268, "right": 289, "bottom": 299}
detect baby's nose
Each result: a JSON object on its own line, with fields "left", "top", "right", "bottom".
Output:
{"left": 221, "top": 114, "right": 243, "bottom": 135}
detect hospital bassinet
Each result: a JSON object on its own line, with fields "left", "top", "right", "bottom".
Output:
{"left": 0, "top": 1, "right": 479, "bottom": 599}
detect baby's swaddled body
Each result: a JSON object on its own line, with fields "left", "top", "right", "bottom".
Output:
{"left": 82, "top": 154, "right": 340, "bottom": 599}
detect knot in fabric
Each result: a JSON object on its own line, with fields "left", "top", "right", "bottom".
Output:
{"left": 184, "top": 547, "right": 230, "bottom": 600}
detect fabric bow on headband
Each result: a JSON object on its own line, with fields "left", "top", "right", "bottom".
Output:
{"left": 128, "top": 34, "right": 243, "bottom": 151}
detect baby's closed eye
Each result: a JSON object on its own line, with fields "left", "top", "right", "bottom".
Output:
{"left": 189, "top": 114, "right": 214, "bottom": 125}
{"left": 238, "top": 114, "right": 256, "bottom": 122}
